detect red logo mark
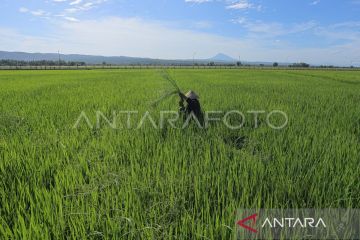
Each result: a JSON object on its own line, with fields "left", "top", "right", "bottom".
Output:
{"left": 237, "top": 213, "right": 258, "bottom": 233}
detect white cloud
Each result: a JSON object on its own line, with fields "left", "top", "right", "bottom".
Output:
{"left": 0, "top": 27, "right": 59, "bottom": 52}
{"left": 30, "top": 10, "right": 48, "bottom": 17}
{"left": 19, "top": 7, "right": 29, "bottom": 13}
{"left": 1, "top": 17, "right": 359, "bottom": 65}
{"left": 314, "top": 22, "right": 360, "bottom": 42}
{"left": 232, "top": 18, "right": 317, "bottom": 37}
{"left": 65, "top": 8, "right": 78, "bottom": 13}
{"left": 18, "top": 0, "right": 108, "bottom": 22}
{"left": 54, "top": 17, "right": 251, "bottom": 58}
{"left": 64, "top": 16, "right": 80, "bottom": 22}
{"left": 310, "top": 0, "right": 320, "bottom": 5}
{"left": 331, "top": 21, "right": 360, "bottom": 29}
{"left": 0, "top": 17, "right": 252, "bottom": 59}
{"left": 291, "top": 21, "right": 317, "bottom": 33}
{"left": 69, "top": 0, "right": 82, "bottom": 5}
{"left": 234, "top": 19, "right": 285, "bottom": 36}
{"left": 19, "top": 7, "right": 48, "bottom": 17}
{"left": 226, "top": 0, "right": 255, "bottom": 10}
{"left": 185, "top": 0, "right": 261, "bottom": 10}
{"left": 62, "top": 0, "right": 105, "bottom": 14}
{"left": 82, "top": 2, "right": 94, "bottom": 8}
{"left": 231, "top": 17, "right": 247, "bottom": 24}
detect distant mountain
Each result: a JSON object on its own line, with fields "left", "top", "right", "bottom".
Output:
{"left": 0, "top": 51, "right": 241, "bottom": 65}
{"left": 208, "top": 53, "right": 236, "bottom": 62}
{"left": 0, "top": 50, "right": 292, "bottom": 66}
{"left": 0, "top": 51, "right": 160, "bottom": 65}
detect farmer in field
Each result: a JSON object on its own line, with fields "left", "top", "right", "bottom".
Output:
{"left": 179, "top": 90, "right": 204, "bottom": 126}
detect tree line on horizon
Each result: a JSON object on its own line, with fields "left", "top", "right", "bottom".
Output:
{"left": 0, "top": 59, "right": 86, "bottom": 66}
{"left": 0, "top": 59, "right": 355, "bottom": 68}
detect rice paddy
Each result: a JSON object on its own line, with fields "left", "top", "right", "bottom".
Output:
{"left": 0, "top": 69, "right": 359, "bottom": 239}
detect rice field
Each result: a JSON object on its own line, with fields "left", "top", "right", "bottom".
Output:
{"left": 0, "top": 69, "right": 359, "bottom": 239}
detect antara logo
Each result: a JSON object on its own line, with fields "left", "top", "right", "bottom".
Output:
{"left": 237, "top": 214, "right": 258, "bottom": 233}
{"left": 262, "top": 217, "right": 327, "bottom": 228}
{"left": 237, "top": 213, "right": 326, "bottom": 233}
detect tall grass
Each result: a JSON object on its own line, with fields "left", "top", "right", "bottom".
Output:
{"left": 0, "top": 69, "right": 359, "bottom": 239}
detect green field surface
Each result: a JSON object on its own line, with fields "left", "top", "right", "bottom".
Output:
{"left": 0, "top": 69, "right": 359, "bottom": 239}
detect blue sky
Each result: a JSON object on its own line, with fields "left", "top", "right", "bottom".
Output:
{"left": 0, "top": 0, "right": 360, "bottom": 65}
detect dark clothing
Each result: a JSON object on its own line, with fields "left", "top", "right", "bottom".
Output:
{"left": 179, "top": 98, "right": 204, "bottom": 125}
{"left": 185, "top": 98, "right": 202, "bottom": 118}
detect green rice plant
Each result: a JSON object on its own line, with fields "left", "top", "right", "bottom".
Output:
{"left": 150, "top": 70, "right": 183, "bottom": 108}
{"left": 159, "top": 69, "right": 181, "bottom": 92}
{"left": 0, "top": 68, "right": 359, "bottom": 239}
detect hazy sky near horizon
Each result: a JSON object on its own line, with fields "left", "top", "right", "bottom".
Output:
{"left": 0, "top": 0, "right": 360, "bottom": 65}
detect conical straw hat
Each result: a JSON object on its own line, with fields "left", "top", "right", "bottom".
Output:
{"left": 185, "top": 90, "right": 199, "bottom": 100}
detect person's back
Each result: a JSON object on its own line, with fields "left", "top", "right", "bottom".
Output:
{"left": 179, "top": 90, "right": 204, "bottom": 126}
{"left": 186, "top": 98, "right": 202, "bottom": 119}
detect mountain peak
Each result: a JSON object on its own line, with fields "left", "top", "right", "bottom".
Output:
{"left": 209, "top": 53, "right": 235, "bottom": 62}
